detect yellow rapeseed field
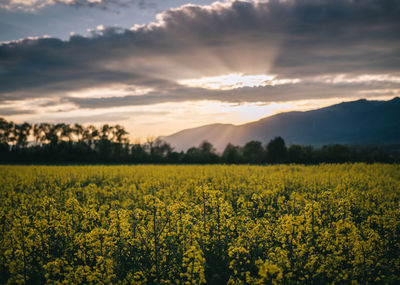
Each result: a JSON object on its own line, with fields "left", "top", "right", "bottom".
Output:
{"left": 0, "top": 164, "right": 399, "bottom": 284}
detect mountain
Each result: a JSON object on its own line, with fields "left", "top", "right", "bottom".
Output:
{"left": 161, "top": 97, "right": 400, "bottom": 152}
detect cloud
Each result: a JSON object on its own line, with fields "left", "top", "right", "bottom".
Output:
{"left": 0, "top": 107, "right": 36, "bottom": 116}
{"left": 29, "top": 109, "right": 170, "bottom": 124}
{"left": 0, "top": 0, "right": 400, "bottom": 109}
{"left": 67, "top": 80, "right": 400, "bottom": 109}
{"left": 0, "top": 0, "right": 155, "bottom": 12}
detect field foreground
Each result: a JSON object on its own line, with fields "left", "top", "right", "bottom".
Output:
{"left": 0, "top": 164, "right": 399, "bottom": 284}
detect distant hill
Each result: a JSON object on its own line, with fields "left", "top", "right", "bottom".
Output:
{"left": 161, "top": 97, "right": 400, "bottom": 152}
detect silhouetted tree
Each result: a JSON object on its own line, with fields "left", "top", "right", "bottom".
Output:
{"left": 199, "top": 141, "right": 219, "bottom": 163}
{"left": 0, "top": 118, "right": 12, "bottom": 162}
{"left": 287, "top": 144, "right": 302, "bottom": 163}
{"left": 287, "top": 145, "right": 315, "bottom": 164}
{"left": 73, "top": 123, "right": 84, "bottom": 142}
{"left": 46, "top": 124, "right": 60, "bottom": 145}
{"left": 182, "top": 142, "right": 218, "bottom": 164}
{"left": 266, "top": 137, "right": 287, "bottom": 163}
{"left": 33, "top": 124, "right": 42, "bottom": 145}
{"left": 114, "top": 125, "right": 128, "bottom": 144}
{"left": 130, "top": 143, "right": 148, "bottom": 163}
{"left": 14, "top": 122, "right": 32, "bottom": 148}
{"left": 0, "top": 118, "right": 13, "bottom": 145}
{"left": 222, "top": 143, "right": 242, "bottom": 164}
{"left": 0, "top": 117, "right": 397, "bottom": 164}
{"left": 243, "top": 140, "right": 264, "bottom": 163}
{"left": 60, "top": 123, "right": 73, "bottom": 142}
{"left": 100, "top": 124, "right": 112, "bottom": 141}
{"left": 146, "top": 139, "right": 173, "bottom": 162}
{"left": 199, "top": 141, "right": 215, "bottom": 153}
{"left": 183, "top": 147, "right": 202, "bottom": 163}
{"left": 167, "top": 151, "right": 183, "bottom": 163}
{"left": 83, "top": 125, "right": 99, "bottom": 147}
{"left": 318, "top": 144, "right": 353, "bottom": 163}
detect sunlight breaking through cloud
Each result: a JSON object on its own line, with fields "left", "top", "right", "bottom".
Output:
{"left": 178, "top": 73, "right": 301, "bottom": 90}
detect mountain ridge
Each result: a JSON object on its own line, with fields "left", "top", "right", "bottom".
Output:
{"left": 161, "top": 97, "right": 400, "bottom": 152}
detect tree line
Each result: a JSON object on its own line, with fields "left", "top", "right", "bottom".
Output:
{"left": 0, "top": 118, "right": 397, "bottom": 164}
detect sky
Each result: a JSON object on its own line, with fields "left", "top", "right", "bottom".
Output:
{"left": 1, "top": 0, "right": 400, "bottom": 140}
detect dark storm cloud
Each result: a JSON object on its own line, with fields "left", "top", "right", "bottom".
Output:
{"left": 270, "top": 0, "right": 400, "bottom": 76}
{"left": 1, "top": 0, "right": 400, "bottom": 106}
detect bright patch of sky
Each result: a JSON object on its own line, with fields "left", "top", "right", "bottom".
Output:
{"left": 179, "top": 73, "right": 301, "bottom": 90}
{"left": 3, "top": 94, "right": 395, "bottom": 140}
